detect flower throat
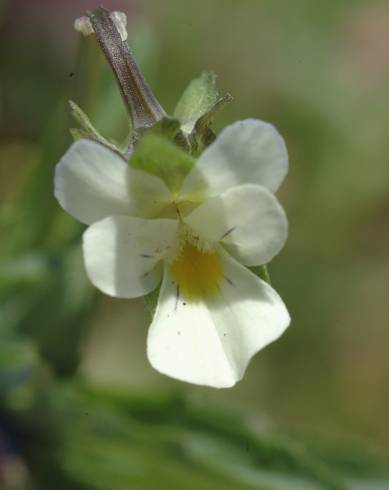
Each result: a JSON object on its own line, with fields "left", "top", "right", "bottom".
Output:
{"left": 170, "top": 242, "right": 222, "bottom": 301}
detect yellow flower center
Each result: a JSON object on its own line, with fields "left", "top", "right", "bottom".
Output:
{"left": 170, "top": 242, "right": 223, "bottom": 300}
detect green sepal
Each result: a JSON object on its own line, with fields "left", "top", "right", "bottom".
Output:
{"left": 129, "top": 134, "right": 195, "bottom": 193}
{"left": 69, "top": 100, "right": 122, "bottom": 155}
{"left": 69, "top": 128, "right": 84, "bottom": 142}
{"left": 143, "top": 285, "right": 160, "bottom": 319}
{"left": 135, "top": 115, "right": 190, "bottom": 151}
{"left": 137, "top": 116, "right": 181, "bottom": 141}
{"left": 174, "top": 71, "right": 219, "bottom": 135}
{"left": 174, "top": 72, "right": 232, "bottom": 154}
{"left": 192, "top": 93, "right": 233, "bottom": 154}
{"left": 250, "top": 264, "right": 271, "bottom": 284}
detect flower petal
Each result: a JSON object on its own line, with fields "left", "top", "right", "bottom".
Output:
{"left": 184, "top": 184, "right": 287, "bottom": 266}
{"left": 83, "top": 215, "right": 178, "bottom": 298}
{"left": 147, "top": 250, "right": 290, "bottom": 388}
{"left": 54, "top": 140, "right": 171, "bottom": 224}
{"left": 181, "top": 119, "right": 288, "bottom": 198}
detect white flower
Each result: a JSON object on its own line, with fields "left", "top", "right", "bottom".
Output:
{"left": 54, "top": 119, "right": 290, "bottom": 388}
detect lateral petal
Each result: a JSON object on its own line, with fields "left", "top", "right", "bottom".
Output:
{"left": 83, "top": 215, "right": 178, "bottom": 298}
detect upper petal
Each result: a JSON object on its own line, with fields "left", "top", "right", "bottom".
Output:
{"left": 181, "top": 119, "right": 288, "bottom": 198}
{"left": 54, "top": 140, "right": 171, "bottom": 225}
{"left": 147, "top": 250, "right": 290, "bottom": 388}
{"left": 83, "top": 215, "right": 178, "bottom": 298}
{"left": 184, "top": 184, "right": 288, "bottom": 266}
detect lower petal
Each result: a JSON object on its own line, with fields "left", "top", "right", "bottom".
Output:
{"left": 147, "top": 250, "right": 290, "bottom": 388}
{"left": 208, "top": 249, "right": 290, "bottom": 381}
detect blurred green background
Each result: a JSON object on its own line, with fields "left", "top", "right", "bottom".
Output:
{"left": 1, "top": 0, "right": 389, "bottom": 489}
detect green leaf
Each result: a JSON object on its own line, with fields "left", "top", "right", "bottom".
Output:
{"left": 130, "top": 134, "right": 195, "bottom": 193}
{"left": 174, "top": 72, "right": 219, "bottom": 135}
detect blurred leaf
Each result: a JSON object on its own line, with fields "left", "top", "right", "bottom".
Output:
{"left": 0, "top": 335, "right": 40, "bottom": 402}
{"left": 0, "top": 335, "right": 44, "bottom": 412}
{"left": 0, "top": 253, "right": 51, "bottom": 292}
{"left": 5, "top": 101, "right": 70, "bottom": 254}
{"left": 186, "top": 433, "right": 325, "bottom": 490}
{"left": 16, "top": 383, "right": 389, "bottom": 490}
{"left": 347, "top": 478, "right": 389, "bottom": 490}
{"left": 20, "top": 245, "right": 95, "bottom": 375}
